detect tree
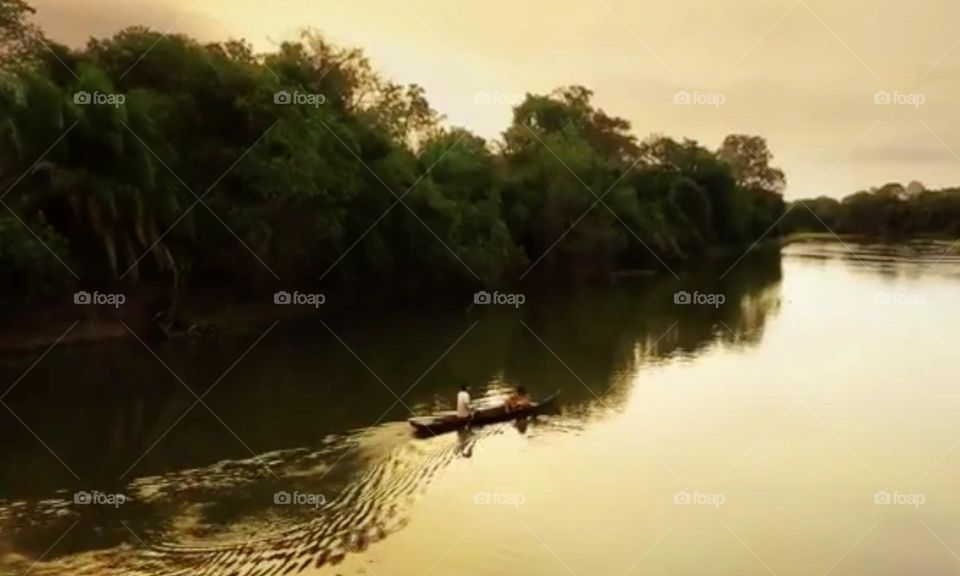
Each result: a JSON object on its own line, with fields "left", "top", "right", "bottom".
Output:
{"left": 0, "top": 0, "right": 38, "bottom": 67}
{"left": 718, "top": 135, "right": 786, "bottom": 194}
{"left": 717, "top": 135, "right": 786, "bottom": 237}
{"left": 0, "top": 0, "right": 798, "bottom": 309}
{"left": 642, "top": 136, "right": 748, "bottom": 243}
{"left": 669, "top": 176, "right": 713, "bottom": 245}
{"left": 501, "top": 87, "right": 637, "bottom": 276}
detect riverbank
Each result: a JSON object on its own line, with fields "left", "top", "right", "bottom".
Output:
{"left": 0, "top": 299, "right": 272, "bottom": 351}
{"left": 0, "top": 287, "right": 335, "bottom": 351}
{"left": 0, "top": 243, "right": 788, "bottom": 352}
{"left": 782, "top": 231, "right": 960, "bottom": 245}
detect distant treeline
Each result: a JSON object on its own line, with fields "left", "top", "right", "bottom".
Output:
{"left": 783, "top": 181, "right": 960, "bottom": 238}
{"left": 0, "top": 0, "right": 786, "bottom": 306}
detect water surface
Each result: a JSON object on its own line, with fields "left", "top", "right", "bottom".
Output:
{"left": 2, "top": 242, "right": 959, "bottom": 575}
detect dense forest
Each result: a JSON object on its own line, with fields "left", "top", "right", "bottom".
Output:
{"left": 783, "top": 181, "right": 960, "bottom": 238}
{"left": 0, "top": 0, "right": 787, "bottom": 310}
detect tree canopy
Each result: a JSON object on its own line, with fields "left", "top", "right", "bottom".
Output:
{"left": 0, "top": 1, "right": 787, "bottom": 307}
{"left": 783, "top": 182, "right": 960, "bottom": 238}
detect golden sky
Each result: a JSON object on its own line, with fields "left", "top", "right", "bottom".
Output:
{"left": 31, "top": 0, "right": 960, "bottom": 199}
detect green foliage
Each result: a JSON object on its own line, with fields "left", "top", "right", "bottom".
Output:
{"left": 0, "top": 2, "right": 788, "bottom": 305}
{"left": 718, "top": 135, "right": 786, "bottom": 194}
{"left": 0, "top": 0, "right": 38, "bottom": 67}
{"left": 785, "top": 182, "right": 960, "bottom": 238}
{"left": 0, "top": 211, "right": 73, "bottom": 301}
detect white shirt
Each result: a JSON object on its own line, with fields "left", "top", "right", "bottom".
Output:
{"left": 456, "top": 390, "right": 471, "bottom": 418}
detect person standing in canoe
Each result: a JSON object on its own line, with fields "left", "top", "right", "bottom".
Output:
{"left": 457, "top": 385, "right": 472, "bottom": 418}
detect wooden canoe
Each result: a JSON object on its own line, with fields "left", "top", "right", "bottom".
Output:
{"left": 409, "top": 392, "right": 559, "bottom": 436}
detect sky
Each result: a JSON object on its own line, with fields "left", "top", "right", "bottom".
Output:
{"left": 29, "top": 0, "right": 960, "bottom": 199}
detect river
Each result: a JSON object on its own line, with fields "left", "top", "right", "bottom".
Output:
{"left": 2, "top": 240, "right": 959, "bottom": 575}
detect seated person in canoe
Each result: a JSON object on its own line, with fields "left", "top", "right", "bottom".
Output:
{"left": 504, "top": 386, "right": 531, "bottom": 411}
